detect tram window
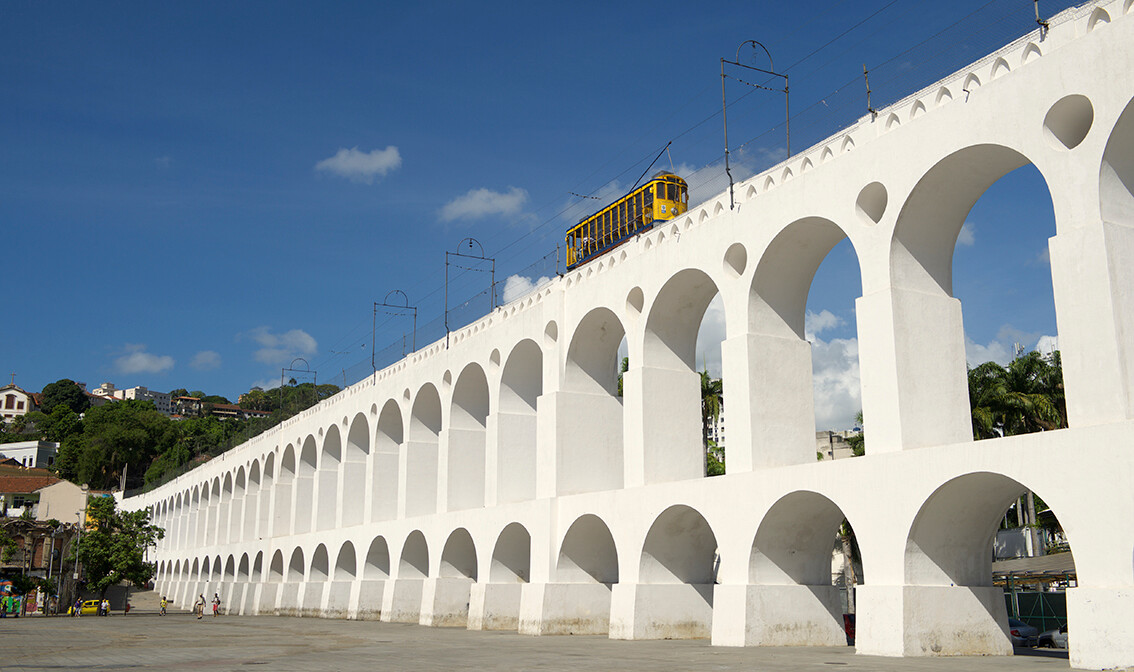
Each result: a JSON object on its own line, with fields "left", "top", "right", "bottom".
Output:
{"left": 680, "top": 185, "right": 688, "bottom": 203}
{"left": 644, "top": 187, "right": 654, "bottom": 206}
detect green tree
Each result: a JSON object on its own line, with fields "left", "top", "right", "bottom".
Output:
{"left": 701, "top": 368, "right": 725, "bottom": 476}
{"left": 969, "top": 351, "right": 1064, "bottom": 440}
{"left": 25, "top": 405, "right": 83, "bottom": 443}
{"left": 70, "top": 496, "right": 164, "bottom": 599}
{"left": 39, "top": 379, "right": 90, "bottom": 415}
{"left": 617, "top": 357, "right": 629, "bottom": 398}
{"left": 845, "top": 410, "right": 865, "bottom": 457}
{"left": 69, "top": 400, "right": 176, "bottom": 489}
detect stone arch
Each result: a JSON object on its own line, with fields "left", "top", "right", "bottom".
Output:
{"left": 290, "top": 436, "right": 316, "bottom": 535}
{"left": 497, "top": 339, "right": 542, "bottom": 503}
{"left": 448, "top": 364, "right": 489, "bottom": 511}
{"left": 886, "top": 143, "right": 1057, "bottom": 449}
{"left": 316, "top": 425, "right": 341, "bottom": 531}
{"left": 399, "top": 531, "right": 429, "bottom": 579}
{"left": 224, "top": 555, "right": 236, "bottom": 581}
{"left": 365, "top": 536, "right": 391, "bottom": 579}
{"left": 335, "top": 541, "right": 357, "bottom": 580}
{"left": 634, "top": 504, "right": 718, "bottom": 639}
{"left": 231, "top": 466, "right": 246, "bottom": 544}
{"left": 747, "top": 491, "right": 853, "bottom": 646}
{"left": 640, "top": 268, "right": 723, "bottom": 482}
{"left": 407, "top": 385, "right": 441, "bottom": 517}
{"left": 194, "top": 557, "right": 203, "bottom": 581}
{"left": 252, "top": 551, "right": 264, "bottom": 582}
{"left": 490, "top": 523, "right": 531, "bottom": 583}
{"left": 212, "top": 554, "right": 222, "bottom": 581}
{"left": 269, "top": 551, "right": 284, "bottom": 582}
{"left": 373, "top": 399, "right": 403, "bottom": 521}
{"left": 275, "top": 445, "right": 295, "bottom": 535}
{"left": 238, "top": 553, "right": 250, "bottom": 581}
{"left": 287, "top": 547, "right": 305, "bottom": 582}
{"left": 748, "top": 217, "right": 862, "bottom": 466}
{"left": 1101, "top": 95, "right": 1134, "bottom": 226}
{"left": 557, "top": 514, "right": 618, "bottom": 584}
{"left": 245, "top": 459, "right": 261, "bottom": 541}
{"left": 310, "top": 544, "right": 330, "bottom": 582}
{"left": 640, "top": 504, "right": 718, "bottom": 585}
{"left": 902, "top": 472, "right": 1072, "bottom": 655}
{"left": 440, "top": 528, "right": 478, "bottom": 580}
{"left": 342, "top": 413, "right": 369, "bottom": 527}
{"left": 561, "top": 307, "right": 626, "bottom": 495}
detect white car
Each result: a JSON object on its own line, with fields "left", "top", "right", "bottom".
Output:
{"left": 1038, "top": 624, "right": 1069, "bottom": 649}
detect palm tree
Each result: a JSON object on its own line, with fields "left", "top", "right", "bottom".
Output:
{"left": 701, "top": 368, "right": 724, "bottom": 475}
{"left": 969, "top": 351, "right": 1064, "bottom": 440}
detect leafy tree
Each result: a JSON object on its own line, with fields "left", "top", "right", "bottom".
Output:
{"left": 617, "top": 357, "right": 629, "bottom": 398}
{"left": 845, "top": 410, "right": 865, "bottom": 457}
{"left": 701, "top": 368, "right": 725, "bottom": 476}
{"left": 69, "top": 400, "right": 176, "bottom": 489}
{"left": 24, "top": 405, "right": 83, "bottom": 443}
{"left": 969, "top": 351, "right": 1064, "bottom": 439}
{"left": 168, "top": 388, "right": 189, "bottom": 398}
{"left": 39, "top": 379, "right": 90, "bottom": 415}
{"left": 0, "top": 527, "right": 16, "bottom": 563}
{"left": 70, "top": 496, "right": 163, "bottom": 599}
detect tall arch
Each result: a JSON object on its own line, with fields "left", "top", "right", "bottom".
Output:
{"left": 498, "top": 340, "right": 542, "bottom": 503}
{"left": 878, "top": 144, "right": 1053, "bottom": 451}
{"left": 231, "top": 467, "right": 246, "bottom": 544}
{"left": 746, "top": 217, "right": 860, "bottom": 468}
{"left": 316, "top": 425, "right": 341, "bottom": 531}
{"left": 561, "top": 308, "right": 626, "bottom": 495}
{"left": 748, "top": 491, "right": 851, "bottom": 646}
{"left": 245, "top": 459, "right": 261, "bottom": 541}
{"left": 373, "top": 400, "right": 403, "bottom": 521}
{"left": 343, "top": 413, "right": 370, "bottom": 527}
{"left": 275, "top": 446, "right": 295, "bottom": 536}
{"left": 335, "top": 541, "right": 357, "bottom": 581}
{"left": 639, "top": 269, "right": 722, "bottom": 483}
{"left": 310, "top": 544, "right": 330, "bottom": 582}
{"left": 407, "top": 385, "right": 441, "bottom": 517}
{"left": 448, "top": 364, "right": 489, "bottom": 511}
{"left": 294, "top": 436, "right": 317, "bottom": 534}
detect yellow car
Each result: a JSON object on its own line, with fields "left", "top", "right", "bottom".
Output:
{"left": 79, "top": 599, "right": 101, "bottom": 615}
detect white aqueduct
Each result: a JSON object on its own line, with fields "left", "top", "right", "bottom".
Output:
{"left": 127, "top": 3, "right": 1134, "bottom": 668}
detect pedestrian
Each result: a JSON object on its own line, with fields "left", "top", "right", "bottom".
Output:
{"left": 194, "top": 594, "right": 205, "bottom": 620}
{"left": 73, "top": 598, "right": 81, "bottom": 617}
{"left": 160, "top": 596, "right": 167, "bottom": 616}
{"left": 100, "top": 598, "right": 110, "bottom": 616}
{"left": 212, "top": 593, "right": 221, "bottom": 617}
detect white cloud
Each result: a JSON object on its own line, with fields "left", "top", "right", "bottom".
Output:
{"left": 1035, "top": 335, "right": 1059, "bottom": 358}
{"left": 114, "top": 344, "right": 175, "bottom": 375}
{"left": 966, "top": 325, "right": 1057, "bottom": 366}
{"left": 190, "top": 350, "right": 222, "bottom": 371}
{"left": 805, "top": 309, "right": 843, "bottom": 341}
{"left": 315, "top": 146, "right": 401, "bottom": 184}
{"left": 250, "top": 378, "right": 282, "bottom": 392}
{"left": 957, "top": 222, "right": 976, "bottom": 246}
{"left": 1036, "top": 247, "right": 1051, "bottom": 265}
{"left": 501, "top": 274, "right": 552, "bottom": 304}
{"left": 242, "top": 326, "right": 318, "bottom": 365}
{"left": 694, "top": 294, "right": 727, "bottom": 376}
{"left": 811, "top": 335, "right": 862, "bottom": 431}
{"left": 965, "top": 335, "right": 1013, "bottom": 366}
{"left": 440, "top": 186, "right": 528, "bottom": 223}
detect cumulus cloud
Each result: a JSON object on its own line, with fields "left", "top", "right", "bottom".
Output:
{"left": 811, "top": 335, "right": 862, "bottom": 431}
{"left": 805, "top": 309, "right": 843, "bottom": 341}
{"left": 114, "top": 344, "right": 175, "bottom": 375}
{"left": 966, "top": 326, "right": 1059, "bottom": 366}
{"left": 957, "top": 222, "right": 976, "bottom": 246}
{"left": 315, "top": 146, "right": 401, "bottom": 184}
{"left": 242, "top": 326, "right": 318, "bottom": 365}
{"left": 501, "top": 274, "right": 553, "bottom": 304}
{"left": 440, "top": 186, "right": 528, "bottom": 223}
{"left": 190, "top": 350, "right": 222, "bottom": 371}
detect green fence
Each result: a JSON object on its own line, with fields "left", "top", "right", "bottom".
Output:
{"left": 1005, "top": 590, "right": 1066, "bottom": 633}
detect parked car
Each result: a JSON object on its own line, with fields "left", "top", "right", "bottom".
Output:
{"left": 1038, "top": 624, "right": 1069, "bottom": 649}
{"left": 79, "top": 599, "right": 101, "bottom": 615}
{"left": 1008, "top": 618, "right": 1039, "bottom": 647}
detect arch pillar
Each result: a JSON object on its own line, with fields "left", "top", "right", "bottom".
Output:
{"left": 621, "top": 366, "right": 702, "bottom": 486}
{"left": 1048, "top": 220, "right": 1134, "bottom": 426}
{"left": 721, "top": 333, "right": 816, "bottom": 471}
{"left": 855, "top": 287, "right": 971, "bottom": 452}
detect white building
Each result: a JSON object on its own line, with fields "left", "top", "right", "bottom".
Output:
{"left": 92, "top": 383, "right": 172, "bottom": 415}
{"left": 0, "top": 441, "right": 60, "bottom": 469}
{"left": 1, "top": 383, "right": 37, "bottom": 424}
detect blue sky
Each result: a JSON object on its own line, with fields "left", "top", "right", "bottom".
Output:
{"left": 3, "top": 1, "right": 1070, "bottom": 427}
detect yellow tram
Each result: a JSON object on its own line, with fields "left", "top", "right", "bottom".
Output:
{"left": 565, "top": 172, "right": 688, "bottom": 270}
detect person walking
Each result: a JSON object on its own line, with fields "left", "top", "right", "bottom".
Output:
{"left": 212, "top": 593, "right": 221, "bottom": 617}
{"left": 194, "top": 594, "right": 205, "bottom": 620}
{"left": 160, "top": 596, "right": 167, "bottom": 616}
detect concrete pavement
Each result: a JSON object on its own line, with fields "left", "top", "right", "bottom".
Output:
{"left": 2, "top": 608, "right": 1073, "bottom": 672}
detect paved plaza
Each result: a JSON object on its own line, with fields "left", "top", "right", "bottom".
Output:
{"left": 3, "top": 604, "right": 1072, "bottom": 672}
